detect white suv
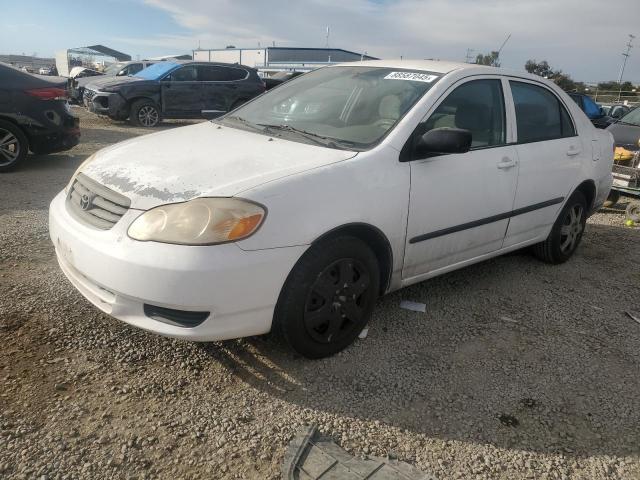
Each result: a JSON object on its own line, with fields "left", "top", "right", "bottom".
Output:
{"left": 49, "top": 60, "right": 614, "bottom": 358}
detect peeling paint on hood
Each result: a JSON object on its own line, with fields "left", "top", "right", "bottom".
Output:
{"left": 81, "top": 122, "right": 358, "bottom": 210}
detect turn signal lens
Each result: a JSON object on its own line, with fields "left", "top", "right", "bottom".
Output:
{"left": 128, "top": 198, "right": 265, "bottom": 245}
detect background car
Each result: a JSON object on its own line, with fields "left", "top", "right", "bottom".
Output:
{"left": 84, "top": 61, "right": 266, "bottom": 127}
{"left": 607, "top": 107, "right": 640, "bottom": 164}
{"left": 0, "top": 62, "right": 79, "bottom": 172}
{"left": 264, "top": 71, "right": 304, "bottom": 90}
{"left": 568, "top": 93, "right": 615, "bottom": 128}
{"left": 601, "top": 103, "right": 632, "bottom": 119}
{"left": 69, "top": 60, "right": 156, "bottom": 104}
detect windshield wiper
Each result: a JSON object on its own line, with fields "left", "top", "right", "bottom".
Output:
{"left": 219, "top": 115, "right": 264, "bottom": 132}
{"left": 256, "top": 124, "right": 355, "bottom": 149}
{"left": 615, "top": 120, "right": 640, "bottom": 127}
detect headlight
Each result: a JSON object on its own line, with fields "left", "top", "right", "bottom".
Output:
{"left": 64, "top": 154, "right": 96, "bottom": 193}
{"left": 128, "top": 198, "right": 266, "bottom": 245}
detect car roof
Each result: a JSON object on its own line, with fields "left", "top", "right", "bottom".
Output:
{"left": 337, "top": 59, "right": 544, "bottom": 82}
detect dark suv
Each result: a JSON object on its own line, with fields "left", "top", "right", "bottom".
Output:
{"left": 0, "top": 62, "right": 79, "bottom": 172}
{"left": 84, "top": 61, "right": 266, "bottom": 127}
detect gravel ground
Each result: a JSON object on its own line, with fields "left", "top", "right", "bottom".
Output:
{"left": 1, "top": 108, "right": 640, "bottom": 479}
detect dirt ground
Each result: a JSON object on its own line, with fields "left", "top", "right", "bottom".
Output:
{"left": 1, "top": 108, "right": 639, "bottom": 479}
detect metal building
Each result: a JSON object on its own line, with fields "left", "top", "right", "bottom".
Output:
{"left": 192, "top": 47, "right": 377, "bottom": 74}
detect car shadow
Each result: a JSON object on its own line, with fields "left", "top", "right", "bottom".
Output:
{"left": 199, "top": 222, "right": 640, "bottom": 459}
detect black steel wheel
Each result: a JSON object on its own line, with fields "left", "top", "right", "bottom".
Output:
{"left": 274, "top": 236, "right": 379, "bottom": 359}
{"left": 304, "top": 258, "right": 371, "bottom": 344}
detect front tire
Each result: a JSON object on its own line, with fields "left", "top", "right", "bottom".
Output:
{"left": 533, "top": 191, "right": 587, "bottom": 264}
{"left": 129, "top": 99, "right": 161, "bottom": 127}
{"left": 274, "top": 236, "right": 380, "bottom": 359}
{"left": 0, "top": 120, "right": 28, "bottom": 172}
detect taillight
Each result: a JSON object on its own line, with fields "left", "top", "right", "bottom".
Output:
{"left": 25, "top": 87, "right": 68, "bottom": 100}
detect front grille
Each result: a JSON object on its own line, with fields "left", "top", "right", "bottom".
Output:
{"left": 67, "top": 173, "right": 130, "bottom": 230}
{"left": 84, "top": 89, "right": 96, "bottom": 102}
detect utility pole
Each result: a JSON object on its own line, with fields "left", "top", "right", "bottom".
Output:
{"left": 494, "top": 34, "right": 511, "bottom": 67}
{"left": 465, "top": 48, "right": 475, "bottom": 63}
{"left": 617, "top": 34, "right": 635, "bottom": 84}
{"left": 325, "top": 26, "right": 330, "bottom": 49}
{"left": 617, "top": 34, "right": 635, "bottom": 102}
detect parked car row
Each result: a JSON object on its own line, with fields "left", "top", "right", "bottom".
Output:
{"left": 0, "top": 62, "right": 79, "bottom": 171}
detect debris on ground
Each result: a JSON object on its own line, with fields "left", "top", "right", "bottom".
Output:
{"left": 283, "top": 426, "right": 436, "bottom": 480}
{"left": 626, "top": 311, "right": 640, "bottom": 326}
{"left": 399, "top": 300, "right": 427, "bottom": 313}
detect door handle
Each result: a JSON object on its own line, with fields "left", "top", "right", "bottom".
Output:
{"left": 567, "top": 145, "right": 581, "bottom": 156}
{"left": 497, "top": 157, "right": 517, "bottom": 169}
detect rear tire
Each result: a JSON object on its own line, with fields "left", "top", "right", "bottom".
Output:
{"left": 603, "top": 190, "right": 620, "bottom": 208}
{"left": 129, "top": 99, "right": 161, "bottom": 127}
{"left": 533, "top": 191, "right": 587, "bottom": 264}
{"left": 0, "top": 120, "right": 28, "bottom": 172}
{"left": 274, "top": 236, "right": 379, "bottom": 359}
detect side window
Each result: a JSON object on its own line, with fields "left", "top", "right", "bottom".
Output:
{"left": 169, "top": 66, "right": 197, "bottom": 82}
{"left": 423, "top": 79, "right": 506, "bottom": 148}
{"left": 128, "top": 63, "right": 144, "bottom": 75}
{"left": 226, "top": 68, "right": 248, "bottom": 81}
{"left": 198, "top": 66, "right": 248, "bottom": 82}
{"left": 198, "top": 66, "right": 230, "bottom": 81}
{"left": 510, "top": 81, "right": 576, "bottom": 143}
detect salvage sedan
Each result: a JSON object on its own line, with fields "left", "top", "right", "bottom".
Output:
{"left": 50, "top": 60, "right": 614, "bottom": 358}
{"left": 0, "top": 62, "right": 79, "bottom": 172}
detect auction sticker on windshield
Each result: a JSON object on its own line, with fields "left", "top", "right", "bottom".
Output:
{"left": 384, "top": 71, "right": 439, "bottom": 83}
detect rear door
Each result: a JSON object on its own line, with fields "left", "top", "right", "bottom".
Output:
{"left": 160, "top": 65, "right": 201, "bottom": 116}
{"left": 198, "top": 65, "right": 249, "bottom": 116}
{"left": 403, "top": 77, "right": 519, "bottom": 279}
{"left": 502, "top": 79, "right": 584, "bottom": 247}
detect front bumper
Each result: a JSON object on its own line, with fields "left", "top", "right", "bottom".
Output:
{"left": 84, "top": 90, "right": 128, "bottom": 119}
{"left": 49, "top": 191, "right": 307, "bottom": 341}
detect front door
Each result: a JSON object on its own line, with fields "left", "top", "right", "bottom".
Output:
{"left": 403, "top": 78, "right": 519, "bottom": 280}
{"left": 502, "top": 79, "right": 584, "bottom": 247}
{"left": 160, "top": 65, "right": 201, "bottom": 116}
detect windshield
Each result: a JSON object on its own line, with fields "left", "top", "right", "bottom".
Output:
{"left": 619, "top": 107, "right": 640, "bottom": 126}
{"left": 104, "top": 62, "right": 126, "bottom": 75}
{"left": 220, "top": 66, "right": 441, "bottom": 149}
{"left": 134, "top": 62, "right": 180, "bottom": 80}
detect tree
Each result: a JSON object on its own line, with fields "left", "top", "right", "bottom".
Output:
{"left": 524, "top": 59, "right": 583, "bottom": 92}
{"left": 525, "top": 60, "right": 555, "bottom": 78}
{"left": 475, "top": 51, "right": 500, "bottom": 67}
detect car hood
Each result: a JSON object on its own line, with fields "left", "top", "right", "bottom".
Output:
{"left": 82, "top": 122, "right": 358, "bottom": 210}
{"left": 607, "top": 122, "right": 640, "bottom": 149}
{"left": 85, "top": 75, "right": 145, "bottom": 90}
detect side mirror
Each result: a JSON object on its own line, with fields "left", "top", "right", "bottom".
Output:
{"left": 414, "top": 128, "right": 472, "bottom": 159}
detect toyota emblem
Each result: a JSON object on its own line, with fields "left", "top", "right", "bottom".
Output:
{"left": 80, "top": 193, "right": 94, "bottom": 211}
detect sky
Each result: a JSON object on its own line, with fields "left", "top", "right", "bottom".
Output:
{"left": 1, "top": 0, "right": 639, "bottom": 83}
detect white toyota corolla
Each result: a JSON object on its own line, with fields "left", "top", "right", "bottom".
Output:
{"left": 50, "top": 60, "right": 614, "bottom": 358}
